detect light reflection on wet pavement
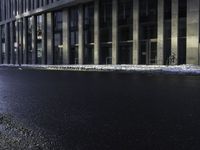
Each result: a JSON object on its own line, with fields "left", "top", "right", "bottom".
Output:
{"left": 0, "top": 67, "right": 200, "bottom": 149}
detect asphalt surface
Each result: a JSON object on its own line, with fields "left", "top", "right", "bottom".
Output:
{"left": 0, "top": 67, "right": 200, "bottom": 150}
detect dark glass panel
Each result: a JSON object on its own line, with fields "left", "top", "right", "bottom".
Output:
{"left": 100, "top": 45, "right": 112, "bottom": 64}
{"left": 118, "top": 44, "right": 132, "bottom": 64}
{"left": 27, "top": 17, "right": 33, "bottom": 64}
{"left": 53, "top": 11, "right": 63, "bottom": 64}
{"left": 36, "top": 15, "right": 43, "bottom": 64}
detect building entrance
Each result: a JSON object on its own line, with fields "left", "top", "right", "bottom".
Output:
{"left": 140, "top": 39, "right": 157, "bottom": 65}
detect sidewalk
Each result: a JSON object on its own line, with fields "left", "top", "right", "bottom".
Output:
{"left": 1, "top": 64, "right": 200, "bottom": 75}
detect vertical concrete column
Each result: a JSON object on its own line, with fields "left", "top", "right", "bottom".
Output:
{"left": 157, "top": 0, "right": 164, "bottom": 65}
{"left": 133, "top": 0, "right": 139, "bottom": 65}
{"left": 94, "top": 0, "right": 100, "bottom": 65}
{"left": 47, "top": 12, "right": 53, "bottom": 65}
{"left": 63, "top": 9, "right": 70, "bottom": 64}
{"left": 32, "top": 16, "right": 37, "bottom": 64}
{"left": 78, "top": 4, "right": 84, "bottom": 65}
{"left": 187, "top": 0, "right": 200, "bottom": 65}
{"left": 5, "top": 23, "right": 9, "bottom": 64}
{"left": 171, "top": 0, "right": 179, "bottom": 64}
{"left": 10, "top": 22, "right": 14, "bottom": 64}
{"left": 42, "top": 14, "right": 47, "bottom": 64}
{"left": 112, "top": 0, "right": 118, "bottom": 65}
{"left": 0, "top": 26, "right": 2, "bottom": 64}
{"left": 23, "top": 17, "right": 28, "bottom": 64}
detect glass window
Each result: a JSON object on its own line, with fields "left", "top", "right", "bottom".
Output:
{"left": 36, "top": 15, "right": 43, "bottom": 64}
{"left": 100, "top": 0, "right": 112, "bottom": 43}
{"left": 118, "top": 0, "right": 133, "bottom": 42}
{"left": 27, "top": 17, "right": 33, "bottom": 64}
{"left": 84, "top": 3, "right": 94, "bottom": 64}
{"left": 100, "top": 45, "right": 112, "bottom": 64}
{"left": 69, "top": 7, "right": 79, "bottom": 64}
{"left": 7, "top": 24, "right": 10, "bottom": 64}
{"left": 1, "top": 25, "right": 5, "bottom": 64}
{"left": 84, "top": 3, "right": 94, "bottom": 44}
{"left": 164, "top": 0, "right": 172, "bottom": 64}
{"left": 118, "top": 0, "right": 133, "bottom": 64}
{"left": 139, "top": 0, "right": 158, "bottom": 65}
{"left": 178, "top": 0, "right": 186, "bottom": 64}
{"left": 13, "top": 21, "right": 17, "bottom": 64}
{"left": 53, "top": 11, "right": 63, "bottom": 65}
{"left": 118, "top": 44, "right": 132, "bottom": 64}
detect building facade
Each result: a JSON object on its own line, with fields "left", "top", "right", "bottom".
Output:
{"left": 0, "top": 0, "right": 199, "bottom": 65}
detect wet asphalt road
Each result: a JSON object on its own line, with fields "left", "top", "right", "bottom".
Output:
{"left": 0, "top": 67, "right": 200, "bottom": 150}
